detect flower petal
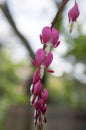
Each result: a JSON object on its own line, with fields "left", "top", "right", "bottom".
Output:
{"left": 31, "top": 59, "right": 37, "bottom": 66}
{"left": 44, "top": 52, "right": 53, "bottom": 68}
{"left": 46, "top": 69, "right": 54, "bottom": 73}
{"left": 35, "top": 49, "right": 45, "bottom": 66}
{"left": 33, "top": 80, "right": 42, "bottom": 96}
{"left": 33, "top": 69, "right": 40, "bottom": 84}
{"left": 34, "top": 99, "right": 43, "bottom": 110}
{"left": 42, "top": 89, "right": 48, "bottom": 104}
{"left": 51, "top": 28, "right": 59, "bottom": 46}
{"left": 41, "top": 26, "right": 52, "bottom": 43}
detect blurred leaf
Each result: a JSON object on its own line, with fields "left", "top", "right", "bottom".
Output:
{"left": 65, "top": 34, "right": 86, "bottom": 63}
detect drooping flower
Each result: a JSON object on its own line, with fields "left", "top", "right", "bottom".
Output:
{"left": 30, "top": 24, "right": 62, "bottom": 129}
{"left": 34, "top": 91, "right": 48, "bottom": 128}
{"left": 40, "top": 26, "right": 60, "bottom": 48}
{"left": 68, "top": 2, "right": 80, "bottom": 22}
{"left": 68, "top": 2, "right": 80, "bottom": 32}
{"left": 34, "top": 98, "right": 47, "bottom": 115}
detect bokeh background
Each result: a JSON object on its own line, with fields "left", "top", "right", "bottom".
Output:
{"left": 0, "top": 0, "right": 86, "bottom": 130}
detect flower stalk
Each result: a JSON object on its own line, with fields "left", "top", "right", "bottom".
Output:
{"left": 51, "top": 0, "right": 69, "bottom": 28}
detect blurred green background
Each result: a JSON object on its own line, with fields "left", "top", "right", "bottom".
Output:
{"left": 0, "top": 0, "right": 86, "bottom": 130}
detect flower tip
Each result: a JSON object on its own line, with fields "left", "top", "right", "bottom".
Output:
{"left": 46, "top": 69, "right": 54, "bottom": 73}
{"left": 69, "top": 22, "right": 74, "bottom": 33}
{"left": 31, "top": 59, "right": 37, "bottom": 66}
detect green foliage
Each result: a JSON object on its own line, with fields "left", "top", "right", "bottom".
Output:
{"left": 0, "top": 50, "right": 28, "bottom": 130}
{"left": 46, "top": 73, "right": 86, "bottom": 108}
{"left": 0, "top": 51, "right": 19, "bottom": 97}
{"left": 65, "top": 34, "right": 86, "bottom": 63}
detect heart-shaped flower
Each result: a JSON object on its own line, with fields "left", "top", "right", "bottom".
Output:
{"left": 40, "top": 26, "right": 60, "bottom": 48}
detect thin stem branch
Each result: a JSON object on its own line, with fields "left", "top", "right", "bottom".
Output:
{"left": 37, "top": 126, "right": 43, "bottom": 130}
{"left": 0, "top": 2, "right": 34, "bottom": 59}
{"left": 51, "top": 0, "right": 69, "bottom": 28}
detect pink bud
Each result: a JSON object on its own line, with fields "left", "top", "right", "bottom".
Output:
{"left": 33, "top": 80, "right": 42, "bottom": 96}
{"left": 68, "top": 2, "right": 80, "bottom": 23}
{"left": 41, "top": 105, "right": 47, "bottom": 114}
{"left": 33, "top": 69, "right": 40, "bottom": 84}
{"left": 34, "top": 99, "right": 43, "bottom": 110}
{"left": 42, "top": 115, "right": 47, "bottom": 123}
{"left": 42, "top": 89, "right": 48, "bottom": 104}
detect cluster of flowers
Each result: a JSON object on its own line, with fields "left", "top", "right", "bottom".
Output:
{"left": 30, "top": 26, "right": 60, "bottom": 129}
{"left": 30, "top": 1, "right": 80, "bottom": 130}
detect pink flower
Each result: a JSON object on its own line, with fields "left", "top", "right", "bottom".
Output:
{"left": 34, "top": 98, "right": 47, "bottom": 119}
{"left": 34, "top": 99, "right": 43, "bottom": 110}
{"left": 31, "top": 25, "right": 61, "bottom": 129}
{"left": 40, "top": 26, "right": 60, "bottom": 48}
{"left": 68, "top": 2, "right": 80, "bottom": 23}
{"left": 34, "top": 100, "right": 47, "bottom": 126}
{"left": 32, "top": 48, "right": 53, "bottom": 68}
{"left": 34, "top": 89, "right": 48, "bottom": 114}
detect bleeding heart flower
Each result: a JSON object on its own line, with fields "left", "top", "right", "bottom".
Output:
{"left": 30, "top": 24, "right": 62, "bottom": 129}
{"left": 40, "top": 26, "right": 60, "bottom": 48}
{"left": 34, "top": 98, "right": 47, "bottom": 115}
{"left": 32, "top": 48, "right": 53, "bottom": 68}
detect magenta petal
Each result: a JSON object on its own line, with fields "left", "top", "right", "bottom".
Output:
{"left": 44, "top": 52, "right": 53, "bottom": 68}
{"left": 46, "top": 69, "right": 54, "bottom": 73}
{"left": 51, "top": 28, "right": 59, "bottom": 46}
{"left": 30, "top": 95, "right": 36, "bottom": 104}
{"left": 53, "top": 41, "right": 60, "bottom": 48}
{"left": 33, "top": 69, "right": 40, "bottom": 84}
{"left": 42, "top": 89, "right": 48, "bottom": 104}
{"left": 42, "top": 26, "right": 52, "bottom": 43}
{"left": 40, "top": 35, "right": 43, "bottom": 43}
{"left": 34, "top": 99, "right": 43, "bottom": 110}
{"left": 33, "top": 80, "right": 42, "bottom": 96}
{"left": 31, "top": 59, "right": 37, "bottom": 66}
{"left": 35, "top": 49, "right": 45, "bottom": 66}
{"left": 41, "top": 105, "right": 47, "bottom": 115}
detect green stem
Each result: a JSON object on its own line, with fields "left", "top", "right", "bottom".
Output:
{"left": 51, "top": 0, "right": 69, "bottom": 28}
